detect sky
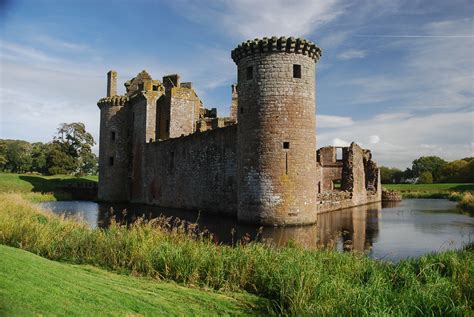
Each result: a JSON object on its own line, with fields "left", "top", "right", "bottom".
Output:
{"left": 0, "top": 0, "right": 473, "bottom": 169}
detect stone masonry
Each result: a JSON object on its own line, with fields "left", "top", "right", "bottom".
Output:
{"left": 97, "top": 36, "right": 382, "bottom": 226}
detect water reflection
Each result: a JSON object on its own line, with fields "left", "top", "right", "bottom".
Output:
{"left": 39, "top": 199, "right": 474, "bottom": 261}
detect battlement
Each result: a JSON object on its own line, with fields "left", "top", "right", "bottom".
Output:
{"left": 97, "top": 95, "right": 129, "bottom": 107}
{"left": 231, "top": 36, "right": 322, "bottom": 64}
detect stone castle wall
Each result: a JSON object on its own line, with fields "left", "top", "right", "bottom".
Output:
{"left": 136, "top": 125, "right": 237, "bottom": 214}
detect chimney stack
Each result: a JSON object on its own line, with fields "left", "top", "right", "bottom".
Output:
{"left": 107, "top": 70, "right": 117, "bottom": 97}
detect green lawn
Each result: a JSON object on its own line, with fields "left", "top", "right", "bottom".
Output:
{"left": 0, "top": 172, "right": 98, "bottom": 202}
{"left": 0, "top": 172, "right": 97, "bottom": 193}
{"left": 0, "top": 244, "right": 267, "bottom": 316}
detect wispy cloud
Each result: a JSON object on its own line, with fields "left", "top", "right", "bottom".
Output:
{"left": 318, "top": 114, "right": 354, "bottom": 128}
{"left": 167, "top": 0, "right": 347, "bottom": 40}
{"left": 0, "top": 41, "right": 61, "bottom": 64}
{"left": 337, "top": 49, "right": 367, "bottom": 60}
{"left": 34, "top": 34, "right": 91, "bottom": 52}
{"left": 337, "top": 19, "right": 474, "bottom": 110}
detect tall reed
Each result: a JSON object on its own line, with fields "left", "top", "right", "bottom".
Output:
{"left": 0, "top": 193, "right": 472, "bottom": 315}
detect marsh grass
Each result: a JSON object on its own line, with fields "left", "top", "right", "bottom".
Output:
{"left": 449, "top": 192, "right": 474, "bottom": 212}
{"left": 0, "top": 193, "right": 472, "bottom": 315}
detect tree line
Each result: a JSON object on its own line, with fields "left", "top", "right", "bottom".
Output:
{"left": 381, "top": 156, "right": 474, "bottom": 184}
{"left": 0, "top": 123, "right": 97, "bottom": 176}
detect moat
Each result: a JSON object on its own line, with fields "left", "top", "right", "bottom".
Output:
{"left": 39, "top": 199, "right": 473, "bottom": 261}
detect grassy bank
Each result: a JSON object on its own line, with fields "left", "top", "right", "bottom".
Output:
{"left": 0, "top": 172, "right": 98, "bottom": 202}
{"left": 383, "top": 183, "right": 474, "bottom": 211}
{"left": 0, "top": 245, "right": 266, "bottom": 316}
{"left": 0, "top": 193, "right": 472, "bottom": 315}
{"left": 383, "top": 183, "right": 474, "bottom": 198}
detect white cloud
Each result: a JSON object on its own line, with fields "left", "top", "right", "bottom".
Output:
{"left": 318, "top": 114, "right": 354, "bottom": 128}
{"left": 332, "top": 138, "right": 350, "bottom": 147}
{"left": 369, "top": 135, "right": 380, "bottom": 144}
{"left": 168, "top": 0, "right": 346, "bottom": 40}
{"left": 318, "top": 111, "right": 474, "bottom": 168}
{"left": 337, "top": 49, "right": 367, "bottom": 60}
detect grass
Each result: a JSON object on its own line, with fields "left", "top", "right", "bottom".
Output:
{"left": 0, "top": 172, "right": 98, "bottom": 202}
{"left": 0, "top": 193, "right": 472, "bottom": 315}
{"left": 0, "top": 244, "right": 266, "bottom": 316}
{"left": 384, "top": 183, "right": 474, "bottom": 198}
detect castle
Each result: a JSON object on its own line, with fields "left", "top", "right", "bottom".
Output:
{"left": 97, "top": 36, "right": 381, "bottom": 226}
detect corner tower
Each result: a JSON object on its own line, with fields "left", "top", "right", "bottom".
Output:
{"left": 97, "top": 70, "right": 131, "bottom": 201}
{"left": 232, "top": 37, "right": 322, "bottom": 225}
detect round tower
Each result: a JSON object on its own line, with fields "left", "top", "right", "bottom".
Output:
{"left": 232, "top": 37, "right": 322, "bottom": 225}
{"left": 97, "top": 71, "right": 131, "bottom": 202}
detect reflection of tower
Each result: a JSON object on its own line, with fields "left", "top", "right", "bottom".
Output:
{"left": 315, "top": 202, "right": 381, "bottom": 251}
{"left": 261, "top": 226, "right": 319, "bottom": 249}
{"left": 232, "top": 37, "right": 322, "bottom": 225}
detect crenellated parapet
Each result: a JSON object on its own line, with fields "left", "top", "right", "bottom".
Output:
{"left": 231, "top": 36, "right": 322, "bottom": 64}
{"left": 97, "top": 95, "right": 129, "bottom": 107}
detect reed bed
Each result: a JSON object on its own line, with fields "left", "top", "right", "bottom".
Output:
{"left": 0, "top": 193, "right": 472, "bottom": 315}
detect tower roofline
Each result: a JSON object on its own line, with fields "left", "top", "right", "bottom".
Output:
{"left": 231, "top": 36, "right": 322, "bottom": 64}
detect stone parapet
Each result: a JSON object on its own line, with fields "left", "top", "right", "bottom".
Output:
{"left": 231, "top": 36, "right": 322, "bottom": 64}
{"left": 97, "top": 95, "right": 129, "bottom": 107}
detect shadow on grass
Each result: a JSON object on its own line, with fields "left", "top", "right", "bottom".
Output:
{"left": 451, "top": 184, "right": 474, "bottom": 192}
{"left": 19, "top": 176, "right": 97, "bottom": 201}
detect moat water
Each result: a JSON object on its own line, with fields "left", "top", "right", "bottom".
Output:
{"left": 39, "top": 199, "right": 473, "bottom": 261}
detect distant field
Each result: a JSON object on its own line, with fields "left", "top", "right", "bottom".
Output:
{"left": 384, "top": 183, "right": 474, "bottom": 192}
{"left": 0, "top": 245, "right": 264, "bottom": 316}
{"left": 383, "top": 183, "right": 474, "bottom": 200}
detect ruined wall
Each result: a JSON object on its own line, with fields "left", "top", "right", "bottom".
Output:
{"left": 135, "top": 125, "right": 238, "bottom": 214}
{"left": 342, "top": 143, "right": 367, "bottom": 205}
{"left": 169, "top": 87, "right": 200, "bottom": 138}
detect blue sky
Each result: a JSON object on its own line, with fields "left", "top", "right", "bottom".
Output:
{"left": 0, "top": 0, "right": 473, "bottom": 168}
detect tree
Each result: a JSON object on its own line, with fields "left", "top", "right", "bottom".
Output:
{"left": 0, "top": 141, "right": 7, "bottom": 171}
{"left": 440, "top": 160, "right": 469, "bottom": 183}
{"left": 46, "top": 142, "right": 77, "bottom": 175}
{"left": 6, "top": 140, "right": 32, "bottom": 173}
{"left": 31, "top": 142, "right": 49, "bottom": 174}
{"left": 380, "top": 166, "right": 403, "bottom": 183}
{"left": 47, "top": 123, "right": 96, "bottom": 175}
{"left": 418, "top": 171, "right": 433, "bottom": 184}
{"left": 411, "top": 156, "right": 447, "bottom": 182}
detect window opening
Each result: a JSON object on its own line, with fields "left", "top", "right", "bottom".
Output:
{"left": 293, "top": 64, "right": 301, "bottom": 78}
{"left": 109, "top": 156, "right": 114, "bottom": 166}
{"left": 283, "top": 141, "right": 290, "bottom": 149}
{"left": 336, "top": 148, "right": 343, "bottom": 161}
{"left": 246, "top": 66, "right": 253, "bottom": 80}
{"left": 111, "top": 131, "right": 116, "bottom": 141}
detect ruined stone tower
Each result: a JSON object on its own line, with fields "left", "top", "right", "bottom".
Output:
{"left": 231, "top": 37, "right": 322, "bottom": 225}
{"left": 97, "top": 70, "right": 131, "bottom": 201}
